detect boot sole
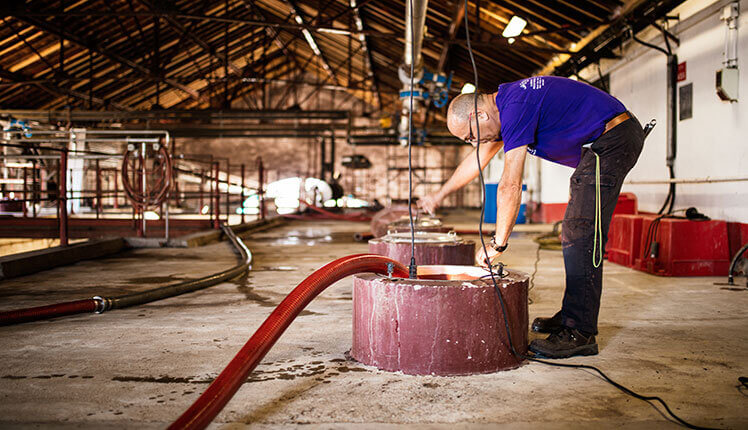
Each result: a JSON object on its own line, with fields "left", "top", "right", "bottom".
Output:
{"left": 529, "top": 343, "right": 599, "bottom": 359}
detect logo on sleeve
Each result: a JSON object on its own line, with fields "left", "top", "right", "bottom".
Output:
{"left": 527, "top": 146, "right": 537, "bottom": 155}
{"left": 519, "top": 77, "right": 545, "bottom": 90}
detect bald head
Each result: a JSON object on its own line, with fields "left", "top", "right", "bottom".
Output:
{"left": 448, "top": 93, "right": 485, "bottom": 119}
{"left": 447, "top": 92, "right": 500, "bottom": 144}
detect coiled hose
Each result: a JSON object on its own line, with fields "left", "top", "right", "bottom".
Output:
{"left": 121, "top": 144, "right": 173, "bottom": 210}
{"left": 0, "top": 224, "right": 251, "bottom": 326}
{"left": 169, "top": 254, "right": 408, "bottom": 430}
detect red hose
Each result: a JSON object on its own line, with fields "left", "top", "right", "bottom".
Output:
{"left": 169, "top": 254, "right": 408, "bottom": 430}
{"left": 0, "top": 299, "right": 98, "bottom": 326}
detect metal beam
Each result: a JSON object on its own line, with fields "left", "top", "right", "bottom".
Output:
{"left": 0, "top": 66, "right": 129, "bottom": 110}
{"left": 0, "top": 109, "right": 350, "bottom": 123}
{"left": 352, "top": 0, "right": 381, "bottom": 110}
{"left": 281, "top": 0, "right": 340, "bottom": 85}
{"left": 3, "top": 10, "right": 577, "bottom": 54}
{"left": 436, "top": 0, "right": 465, "bottom": 73}
{"left": 138, "top": 0, "right": 244, "bottom": 76}
{"left": 553, "top": 0, "right": 687, "bottom": 77}
{"left": 10, "top": 15, "right": 201, "bottom": 101}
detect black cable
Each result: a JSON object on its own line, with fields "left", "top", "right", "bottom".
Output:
{"left": 529, "top": 242, "right": 541, "bottom": 293}
{"left": 631, "top": 29, "right": 670, "bottom": 56}
{"left": 406, "top": 0, "right": 417, "bottom": 279}
{"left": 465, "top": 3, "right": 714, "bottom": 428}
{"left": 628, "top": 25, "right": 676, "bottom": 216}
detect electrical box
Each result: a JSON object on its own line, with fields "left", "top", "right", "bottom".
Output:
{"left": 716, "top": 67, "right": 739, "bottom": 102}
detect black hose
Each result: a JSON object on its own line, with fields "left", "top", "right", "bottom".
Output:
{"left": 100, "top": 225, "right": 251, "bottom": 311}
{"left": 0, "top": 223, "right": 257, "bottom": 326}
{"left": 406, "top": 0, "right": 417, "bottom": 279}
{"left": 727, "top": 243, "right": 748, "bottom": 286}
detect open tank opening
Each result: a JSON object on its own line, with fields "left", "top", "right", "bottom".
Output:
{"left": 416, "top": 264, "right": 490, "bottom": 280}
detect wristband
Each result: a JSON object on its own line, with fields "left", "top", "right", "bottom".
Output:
{"left": 490, "top": 238, "right": 508, "bottom": 252}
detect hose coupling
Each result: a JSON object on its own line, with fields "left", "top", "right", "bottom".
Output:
{"left": 92, "top": 296, "right": 111, "bottom": 314}
{"left": 494, "top": 262, "right": 506, "bottom": 278}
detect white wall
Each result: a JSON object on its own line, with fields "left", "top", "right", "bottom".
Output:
{"left": 602, "top": 0, "right": 747, "bottom": 221}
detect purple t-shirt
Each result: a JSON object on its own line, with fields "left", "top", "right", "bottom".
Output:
{"left": 495, "top": 76, "right": 626, "bottom": 168}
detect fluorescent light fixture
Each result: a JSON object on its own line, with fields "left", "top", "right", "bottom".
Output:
{"left": 294, "top": 15, "right": 304, "bottom": 24}
{"left": 5, "top": 162, "right": 33, "bottom": 168}
{"left": 0, "top": 179, "right": 24, "bottom": 184}
{"left": 302, "top": 29, "right": 322, "bottom": 56}
{"left": 318, "top": 27, "right": 350, "bottom": 35}
{"left": 144, "top": 211, "right": 160, "bottom": 220}
{"left": 502, "top": 16, "right": 527, "bottom": 38}
{"left": 461, "top": 83, "right": 476, "bottom": 94}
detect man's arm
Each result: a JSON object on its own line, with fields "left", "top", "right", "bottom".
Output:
{"left": 494, "top": 146, "right": 527, "bottom": 247}
{"left": 475, "top": 145, "right": 526, "bottom": 267}
{"left": 419, "top": 140, "right": 503, "bottom": 214}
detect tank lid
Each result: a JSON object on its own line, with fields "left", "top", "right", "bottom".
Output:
{"left": 382, "top": 230, "right": 462, "bottom": 244}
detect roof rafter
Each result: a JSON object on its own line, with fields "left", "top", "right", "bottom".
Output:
{"left": 138, "top": 0, "right": 244, "bottom": 76}
{"left": 9, "top": 15, "right": 202, "bottom": 101}
{"left": 0, "top": 65, "right": 129, "bottom": 110}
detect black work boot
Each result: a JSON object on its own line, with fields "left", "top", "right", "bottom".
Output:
{"left": 529, "top": 327, "right": 598, "bottom": 359}
{"left": 531, "top": 312, "right": 563, "bottom": 334}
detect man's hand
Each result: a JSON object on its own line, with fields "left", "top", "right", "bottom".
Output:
{"left": 418, "top": 194, "right": 441, "bottom": 216}
{"left": 475, "top": 245, "right": 502, "bottom": 268}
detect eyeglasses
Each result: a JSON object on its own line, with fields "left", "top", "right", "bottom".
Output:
{"left": 465, "top": 112, "right": 500, "bottom": 146}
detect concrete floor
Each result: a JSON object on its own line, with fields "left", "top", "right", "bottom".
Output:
{"left": 0, "top": 210, "right": 746, "bottom": 429}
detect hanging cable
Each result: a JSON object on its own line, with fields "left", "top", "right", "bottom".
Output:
{"left": 406, "top": 0, "right": 417, "bottom": 279}
{"left": 629, "top": 25, "right": 677, "bottom": 215}
{"left": 464, "top": 2, "right": 713, "bottom": 428}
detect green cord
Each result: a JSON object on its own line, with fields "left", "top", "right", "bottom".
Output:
{"left": 592, "top": 152, "right": 603, "bottom": 268}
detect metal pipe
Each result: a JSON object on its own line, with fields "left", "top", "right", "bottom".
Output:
{"left": 225, "top": 162, "right": 230, "bottom": 225}
{"left": 404, "top": 0, "right": 429, "bottom": 69}
{"left": 58, "top": 149, "right": 68, "bottom": 246}
{"left": 141, "top": 142, "right": 147, "bottom": 237}
{"left": 213, "top": 162, "right": 220, "bottom": 229}
{"left": 113, "top": 168, "right": 119, "bottom": 209}
{"left": 240, "top": 163, "right": 245, "bottom": 224}
{"left": 7, "top": 138, "right": 161, "bottom": 143}
{"left": 258, "top": 158, "right": 265, "bottom": 220}
{"left": 32, "top": 160, "right": 37, "bottom": 217}
{"left": 1, "top": 154, "right": 122, "bottom": 160}
{"left": 0, "top": 109, "right": 350, "bottom": 122}
{"left": 22, "top": 167, "right": 27, "bottom": 217}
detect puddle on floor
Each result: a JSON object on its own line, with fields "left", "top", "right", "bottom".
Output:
{"left": 232, "top": 274, "right": 323, "bottom": 316}
{"left": 248, "top": 231, "right": 357, "bottom": 246}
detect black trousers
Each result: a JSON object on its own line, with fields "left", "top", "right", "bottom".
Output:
{"left": 560, "top": 113, "right": 645, "bottom": 335}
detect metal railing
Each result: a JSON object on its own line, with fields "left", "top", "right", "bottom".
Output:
{"left": 0, "top": 129, "right": 266, "bottom": 244}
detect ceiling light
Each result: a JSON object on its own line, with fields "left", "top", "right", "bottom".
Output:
{"left": 318, "top": 27, "right": 350, "bottom": 35}
{"left": 461, "top": 83, "right": 476, "bottom": 94}
{"left": 5, "top": 162, "right": 33, "bottom": 168}
{"left": 508, "top": 37, "right": 516, "bottom": 44}
{"left": 502, "top": 16, "right": 527, "bottom": 38}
